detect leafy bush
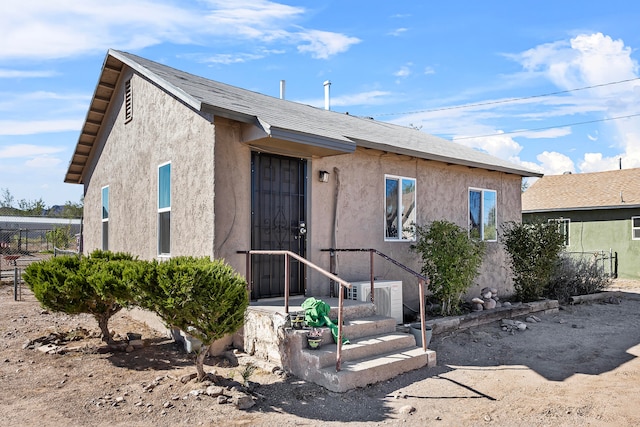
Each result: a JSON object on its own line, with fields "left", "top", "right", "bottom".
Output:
{"left": 501, "top": 221, "right": 565, "bottom": 302}
{"left": 547, "top": 254, "right": 611, "bottom": 303}
{"left": 23, "top": 250, "right": 137, "bottom": 344}
{"left": 411, "top": 220, "right": 486, "bottom": 316}
{"left": 131, "top": 256, "right": 248, "bottom": 381}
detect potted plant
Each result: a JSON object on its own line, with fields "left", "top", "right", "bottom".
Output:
{"left": 306, "top": 328, "right": 323, "bottom": 349}
{"left": 290, "top": 312, "right": 305, "bottom": 329}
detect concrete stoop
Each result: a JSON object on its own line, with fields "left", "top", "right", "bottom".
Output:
{"left": 286, "top": 315, "right": 436, "bottom": 393}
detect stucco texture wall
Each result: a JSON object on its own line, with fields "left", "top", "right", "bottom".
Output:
{"left": 212, "top": 118, "right": 252, "bottom": 274}
{"left": 308, "top": 148, "right": 521, "bottom": 305}
{"left": 82, "top": 69, "right": 215, "bottom": 260}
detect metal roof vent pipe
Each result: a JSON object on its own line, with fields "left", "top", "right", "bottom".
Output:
{"left": 324, "top": 80, "right": 331, "bottom": 110}
{"left": 280, "top": 80, "right": 286, "bottom": 100}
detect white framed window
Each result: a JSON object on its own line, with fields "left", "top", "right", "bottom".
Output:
{"left": 101, "top": 185, "right": 109, "bottom": 250}
{"left": 632, "top": 216, "right": 640, "bottom": 240}
{"left": 384, "top": 175, "right": 416, "bottom": 241}
{"left": 158, "top": 162, "right": 171, "bottom": 256}
{"left": 469, "top": 188, "right": 497, "bottom": 242}
{"left": 549, "top": 218, "right": 570, "bottom": 246}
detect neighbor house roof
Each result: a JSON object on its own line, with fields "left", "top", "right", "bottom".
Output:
{"left": 522, "top": 168, "right": 640, "bottom": 213}
{"left": 65, "top": 49, "right": 542, "bottom": 184}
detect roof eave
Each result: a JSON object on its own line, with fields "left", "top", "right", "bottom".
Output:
{"left": 523, "top": 203, "right": 640, "bottom": 214}
{"left": 64, "top": 50, "right": 204, "bottom": 184}
{"left": 108, "top": 49, "right": 201, "bottom": 111}
{"left": 353, "top": 139, "right": 542, "bottom": 177}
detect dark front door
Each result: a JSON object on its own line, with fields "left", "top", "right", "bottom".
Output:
{"left": 251, "top": 152, "right": 307, "bottom": 299}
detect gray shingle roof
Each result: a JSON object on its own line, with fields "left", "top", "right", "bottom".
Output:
{"left": 65, "top": 49, "right": 542, "bottom": 183}
{"left": 522, "top": 168, "right": 640, "bottom": 212}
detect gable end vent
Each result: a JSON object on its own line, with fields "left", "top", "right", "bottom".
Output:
{"left": 124, "top": 79, "right": 133, "bottom": 123}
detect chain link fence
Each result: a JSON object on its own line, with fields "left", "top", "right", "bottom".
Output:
{"left": 564, "top": 250, "right": 618, "bottom": 278}
{"left": 1, "top": 227, "right": 79, "bottom": 285}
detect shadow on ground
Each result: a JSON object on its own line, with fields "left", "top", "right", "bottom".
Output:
{"left": 429, "top": 291, "right": 640, "bottom": 382}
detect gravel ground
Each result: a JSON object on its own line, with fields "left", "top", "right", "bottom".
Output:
{"left": 1, "top": 279, "right": 640, "bottom": 426}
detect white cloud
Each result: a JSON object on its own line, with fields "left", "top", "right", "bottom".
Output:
{"left": 0, "top": 69, "right": 56, "bottom": 78}
{"left": 516, "top": 127, "right": 572, "bottom": 139}
{"left": 0, "top": 1, "right": 195, "bottom": 60}
{"left": 388, "top": 28, "right": 408, "bottom": 37}
{"left": 455, "top": 133, "right": 524, "bottom": 160}
{"left": 0, "top": 1, "right": 359, "bottom": 61}
{"left": 429, "top": 32, "right": 640, "bottom": 176}
{"left": 296, "top": 30, "right": 360, "bottom": 59}
{"left": 0, "top": 144, "right": 65, "bottom": 159}
{"left": 424, "top": 66, "right": 435, "bottom": 75}
{"left": 0, "top": 119, "right": 82, "bottom": 136}
{"left": 394, "top": 63, "right": 412, "bottom": 78}
{"left": 25, "top": 156, "right": 63, "bottom": 169}
{"left": 536, "top": 151, "right": 576, "bottom": 175}
{"left": 201, "top": 53, "right": 266, "bottom": 64}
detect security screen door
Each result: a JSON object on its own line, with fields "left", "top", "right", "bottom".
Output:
{"left": 250, "top": 152, "right": 307, "bottom": 299}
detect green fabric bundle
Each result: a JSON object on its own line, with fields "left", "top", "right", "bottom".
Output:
{"left": 301, "top": 297, "right": 350, "bottom": 345}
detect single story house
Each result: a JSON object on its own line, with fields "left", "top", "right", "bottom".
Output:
{"left": 522, "top": 168, "right": 640, "bottom": 279}
{"left": 65, "top": 49, "right": 541, "bottom": 318}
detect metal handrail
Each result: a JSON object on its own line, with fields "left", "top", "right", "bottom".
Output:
{"left": 322, "top": 248, "right": 430, "bottom": 352}
{"left": 238, "top": 250, "right": 352, "bottom": 372}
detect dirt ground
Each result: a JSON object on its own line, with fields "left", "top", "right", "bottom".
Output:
{"left": 1, "top": 279, "right": 640, "bottom": 427}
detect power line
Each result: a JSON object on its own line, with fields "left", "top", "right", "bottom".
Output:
{"left": 373, "top": 77, "right": 640, "bottom": 117}
{"left": 451, "top": 112, "right": 640, "bottom": 140}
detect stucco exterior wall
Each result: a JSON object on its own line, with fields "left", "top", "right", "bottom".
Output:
{"left": 82, "top": 68, "right": 215, "bottom": 260}
{"left": 308, "top": 148, "right": 521, "bottom": 304}
{"left": 212, "top": 118, "right": 252, "bottom": 273}
{"left": 525, "top": 209, "right": 640, "bottom": 279}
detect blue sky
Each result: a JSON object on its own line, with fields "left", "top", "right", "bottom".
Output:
{"left": 2, "top": 0, "right": 640, "bottom": 206}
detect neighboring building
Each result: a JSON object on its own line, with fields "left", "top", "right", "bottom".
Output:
{"left": 522, "top": 169, "right": 640, "bottom": 279}
{"left": 65, "top": 49, "right": 541, "bottom": 311}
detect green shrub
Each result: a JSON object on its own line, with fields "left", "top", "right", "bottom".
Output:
{"left": 23, "top": 250, "right": 137, "bottom": 344}
{"left": 501, "top": 221, "right": 565, "bottom": 301}
{"left": 411, "top": 220, "right": 486, "bottom": 316}
{"left": 131, "top": 256, "right": 248, "bottom": 381}
{"left": 547, "top": 254, "right": 611, "bottom": 303}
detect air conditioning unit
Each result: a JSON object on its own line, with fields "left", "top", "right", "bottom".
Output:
{"left": 347, "top": 280, "right": 403, "bottom": 324}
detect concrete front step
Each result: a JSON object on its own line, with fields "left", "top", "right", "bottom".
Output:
{"left": 287, "top": 314, "right": 436, "bottom": 392}
{"left": 301, "top": 331, "right": 418, "bottom": 369}
{"left": 313, "top": 347, "right": 436, "bottom": 393}
{"left": 342, "top": 315, "right": 398, "bottom": 340}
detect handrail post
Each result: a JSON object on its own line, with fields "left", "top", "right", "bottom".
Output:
{"left": 329, "top": 248, "right": 336, "bottom": 297}
{"left": 336, "top": 285, "right": 345, "bottom": 371}
{"left": 369, "top": 249, "right": 375, "bottom": 303}
{"left": 419, "top": 279, "right": 426, "bottom": 352}
{"left": 245, "top": 251, "right": 252, "bottom": 297}
{"left": 284, "top": 253, "right": 290, "bottom": 314}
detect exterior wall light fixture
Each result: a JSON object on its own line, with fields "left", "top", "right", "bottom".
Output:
{"left": 319, "top": 170, "right": 330, "bottom": 182}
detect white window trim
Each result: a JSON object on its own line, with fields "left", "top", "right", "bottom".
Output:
{"left": 384, "top": 174, "right": 416, "bottom": 242}
{"left": 549, "top": 218, "right": 570, "bottom": 246}
{"left": 101, "top": 185, "right": 109, "bottom": 251}
{"left": 632, "top": 216, "right": 640, "bottom": 240}
{"left": 158, "top": 162, "right": 171, "bottom": 257}
{"left": 468, "top": 187, "right": 498, "bottom": 242}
